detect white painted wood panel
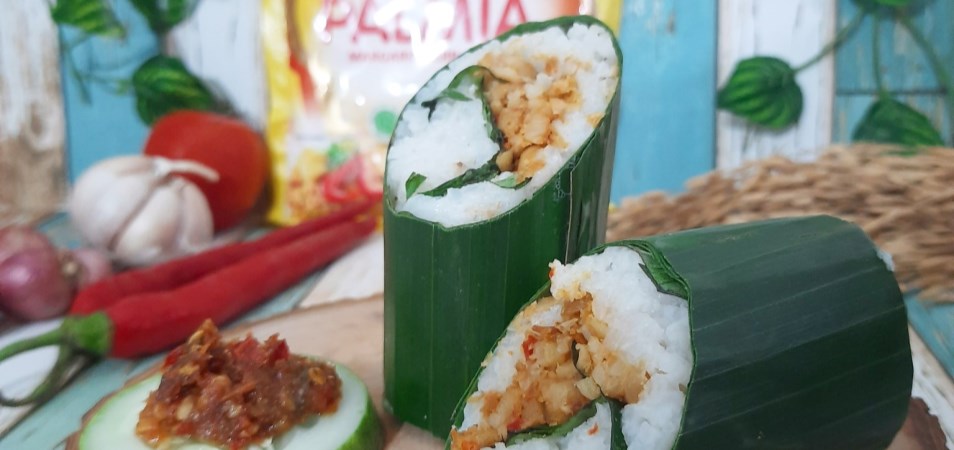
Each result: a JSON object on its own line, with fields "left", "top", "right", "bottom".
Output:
{"left": 717, "top": 0, "right": 836, "bottom": 169}
{"left": 165, "top": 0, "right": 267, "bottom": 129}
{"left": 910, "top": 329, "right": 954, "bottom": 448}
{"left": 0, "top": 0, "right": 67, "bottom": 225}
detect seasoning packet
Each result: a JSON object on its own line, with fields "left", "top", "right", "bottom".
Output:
{"left": 262, "top": 0, "right": 621, "bottom": 225}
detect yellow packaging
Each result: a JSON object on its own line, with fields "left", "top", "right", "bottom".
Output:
{"left": 262, "top": 0, "right": 620, "bottom": 225}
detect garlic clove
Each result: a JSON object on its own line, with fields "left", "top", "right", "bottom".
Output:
{"left": 175, "top": 179, "right": 215, "bottom": 254}
{"left": 111, "top": 180, "right": 184, "bottom": 266}
{"left": 69, "top": 157, "right": 158, "bottom": 249}
{"left": 70, "top": 155, "right": 217, "bottom": 266}
{"left": 69, "top": 156, "right": 152, "bottom": 210}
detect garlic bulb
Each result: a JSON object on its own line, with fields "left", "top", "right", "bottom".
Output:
{"left": 69, "top": 156, "right": 219, "bottom": 266}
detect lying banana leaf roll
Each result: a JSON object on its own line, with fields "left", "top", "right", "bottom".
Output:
{"left": 384, "top": 16, "right": 622, "bottom": 437}
{"left": 448, "top": 216, "right": 912, "bottom": 450}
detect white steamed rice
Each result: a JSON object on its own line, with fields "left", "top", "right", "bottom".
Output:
{"left": 386, "top": 22, "right": 618, "bottom": 227}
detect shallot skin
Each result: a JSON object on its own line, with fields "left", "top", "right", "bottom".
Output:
{"left": 0, "top": 227, "right": 72, "bottom": 321}
{"left": 69, "top": 248, "right": 113, "bottom": 289}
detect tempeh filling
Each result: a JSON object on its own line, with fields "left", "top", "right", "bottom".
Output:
{"left": 478, "top": 53, "right": 588, "bottom": 182}
{"left": 451, "top": 293, "right": 648, "bottom": 450}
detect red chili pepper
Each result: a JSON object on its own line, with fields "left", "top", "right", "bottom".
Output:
{"left": 70, "top": 199, "right": 377, "bottom": 315}
{"left": 0, "top": 213, "right": 375, "bottom": 406}
{"left": 110, "top": 215, "right": 374, "bottom": 358}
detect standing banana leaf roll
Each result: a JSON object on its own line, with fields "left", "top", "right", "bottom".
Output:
{"left": 448, "top": 216, "right": 912, "bottom": 450}
{"left": 384, "top": 16, "right": 622, "bottom": 437}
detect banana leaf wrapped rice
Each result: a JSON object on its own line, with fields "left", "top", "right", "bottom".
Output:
{"left": 449, "top": 216, "right": 912, "bottom": 450}
{"left": 384, "top": 16, "right": 622, "bottom": 436}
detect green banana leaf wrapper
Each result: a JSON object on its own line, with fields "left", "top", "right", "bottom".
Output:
{"left": 384, "top": 16, "right": 622, "bottom": 437}
{"left": 448, "top": 215, "right": 913, "bottom": 449}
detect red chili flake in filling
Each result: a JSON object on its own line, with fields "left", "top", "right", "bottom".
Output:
{"left": 522, "top": 334, "right": 537, "bottom": 359}
{"left": 507, "top": 417, "right": 523, "bottom": 432}
{"left": 163, "top": 347, "right": 183, "bottom": 367}
{"left": 136, "top": 320, "right": 341, "bottom": 450}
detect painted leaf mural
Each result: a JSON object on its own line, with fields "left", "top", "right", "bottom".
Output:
{"left": 50, "top": 0, "right": 124, "bottom": 38}
{"left": 852, "top": 97, "right": 945, "bottom": 146}
{"left": 717, "top": 57, "right": 804, "bottom": 130}
{"left": 132, "top": 55, "right": 223, "bottom": 124}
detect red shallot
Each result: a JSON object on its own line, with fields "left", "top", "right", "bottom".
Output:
{"left": 0, "top": 227, "right": 111, "bottom": 321}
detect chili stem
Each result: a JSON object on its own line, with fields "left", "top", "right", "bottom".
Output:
{"left": 795, "top": 9, "right": 866, "bottom": 73}
{"left": 897, "top": 14, "right": 954, "bottom": 144}
{"left": 0, "top": 314, "right": 110, "bottom": 406}
{"left": 0, "top": 327, "right": 68, "bottom": 406}
{"left": 0, "top": 327, "right": 64, "bottom": 362}
{"left": 0, "top": 348, "right": 77, "bottom": 407}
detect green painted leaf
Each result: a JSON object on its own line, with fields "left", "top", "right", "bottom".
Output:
{"left": 405, "top": 173, "right": 426, "bottom": 199}
{"left": 129, "top": 0, "right": 200, "bottom": 34}
{"left": 852, "top": 97, "right": 944, "bottom": 146}
{"left": 717, "top": 56, "right": 803, "bottom": 130}
{"left": 50, "top": 0, "right": 124, "bottom": 38}
{"left": 132, "top": 55, "right": 222, "bottom": 124}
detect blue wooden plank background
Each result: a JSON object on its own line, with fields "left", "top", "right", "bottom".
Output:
{"left": 833, "top": 0, "right": 954, "bottom": 143}
{"left": 610, "top": 0, "right": 717, "bottom": 200}
{"left": 60, "top": 1, "right": 157, "bottom": 181}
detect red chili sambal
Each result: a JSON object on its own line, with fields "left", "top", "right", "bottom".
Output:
{"left": 136, "top": 320, "right": 341, "bottom": 449}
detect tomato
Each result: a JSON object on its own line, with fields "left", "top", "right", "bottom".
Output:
{"left": 144, "top": 111, "right": 268, "bottom": 232}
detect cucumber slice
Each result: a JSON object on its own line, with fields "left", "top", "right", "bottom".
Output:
{"left": 78, "top": 364, "right": 382, "bottom": 450}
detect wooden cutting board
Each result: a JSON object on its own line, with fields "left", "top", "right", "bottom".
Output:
{"left": 68, "top": 296, "right": 945, "bottom": 449}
